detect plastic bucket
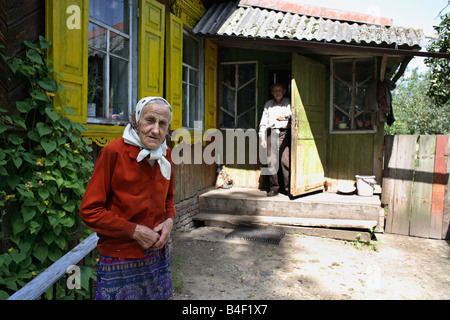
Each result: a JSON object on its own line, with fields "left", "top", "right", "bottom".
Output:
{"left": 355, "top": 175, "right": 376, "bottom": 196}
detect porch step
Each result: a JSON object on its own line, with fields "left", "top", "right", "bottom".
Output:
{"left": 193, "top": 213, "right": 376, "bottom": 243}
{"left": 199, "top": 187, "right": 381, "bottom": 221}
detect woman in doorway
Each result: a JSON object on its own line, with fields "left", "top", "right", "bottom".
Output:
{"left": 80, "top": 97, "right": 175, "bottom": 300}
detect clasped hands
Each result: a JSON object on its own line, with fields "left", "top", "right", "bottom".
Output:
{"left": 131, "top": 218, "right": 173, "bottom": 250}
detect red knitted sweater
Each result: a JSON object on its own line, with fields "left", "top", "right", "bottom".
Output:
{"left": 79, "top": 138, "right": 175, "bottom": 258}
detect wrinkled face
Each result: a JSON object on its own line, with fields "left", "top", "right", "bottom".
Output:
{"left": 137, "top": 103, "right": 171, "bottom": 150}
{"left": 271, "top": 85, "right": 286, "bottom": 103}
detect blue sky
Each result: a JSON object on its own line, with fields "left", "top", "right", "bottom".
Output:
{"left": 288, "top": 0, "right": 450, "bottom": 73}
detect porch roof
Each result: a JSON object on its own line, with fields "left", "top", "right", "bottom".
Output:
{"left": 194, "top": 1, "right": 425, "bottom": 49}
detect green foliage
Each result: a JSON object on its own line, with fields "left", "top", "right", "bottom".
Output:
{"left": 385, "top": 69, "right": 450, "bottom": 135}
{"left": 0, "top": 36, "right": 94, "bottom": 299}
{"left": 425, "top": 6, "right": 450, "bottom": 107}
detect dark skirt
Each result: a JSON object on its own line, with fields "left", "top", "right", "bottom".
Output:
{"left": 95, "top": 243, "right": 173, "bottom": 300}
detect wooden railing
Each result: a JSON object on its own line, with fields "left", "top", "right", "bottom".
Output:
{"left": 7, "top": 233, "right": 98, "bottom": 300}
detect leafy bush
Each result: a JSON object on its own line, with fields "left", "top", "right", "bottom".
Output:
{"left": 0, "top": 36, "right": 94, "bottom": 299}
{"left": 385, "top": 69, "right": 450, "bottom": 135}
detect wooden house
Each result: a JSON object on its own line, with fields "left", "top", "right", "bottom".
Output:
{"left": 1, "top": 0, "right": 428, "bottom": 237}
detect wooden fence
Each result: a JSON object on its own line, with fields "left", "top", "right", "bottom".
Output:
{"left": 382, "top": 135, "right": 450, "bottom": 239}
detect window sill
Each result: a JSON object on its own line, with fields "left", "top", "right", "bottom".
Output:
{"left": 87, "top": 118, "right": 128, "bottom": 126}
{"left": 82, "top": 123, "right": 126, "bottom": 147}
{"left": 330, "top": 128, "right": 377, "bottom": 134}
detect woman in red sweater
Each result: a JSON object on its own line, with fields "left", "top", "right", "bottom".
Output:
{"left": 80, "top": 97, "right": 176, "bottom": 300}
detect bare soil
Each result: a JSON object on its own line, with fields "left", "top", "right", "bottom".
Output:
{"left": 170, "top": 226, "right": 450, "bottom": 300}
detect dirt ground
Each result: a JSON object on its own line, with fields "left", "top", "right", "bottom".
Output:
{"left": 170, "top": 226, "right": 450, "bottom": 300}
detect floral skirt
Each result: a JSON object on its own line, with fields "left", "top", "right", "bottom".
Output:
{"left": 95, "top": 243, "right": 173, "bottom": 300}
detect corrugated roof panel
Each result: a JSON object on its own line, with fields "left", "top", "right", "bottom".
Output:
{"left": 193, "top": 3, "right": 424, "bottom": 48}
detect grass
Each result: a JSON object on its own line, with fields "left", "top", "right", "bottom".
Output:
{"left": 171, "top": 253, "right": 187, "bottom": 294}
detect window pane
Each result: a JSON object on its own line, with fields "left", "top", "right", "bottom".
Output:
{"left": 89, "top": 23, "right": 107, "bottom": 51}
{"left": 182, "top": 83, "right": 188, "bottom": 127}
{"left": 355, "top": 58, "right": 373, "bottom": 84}
{"left": 188, "top": 85, "right": 198, "bottom": 128}
{"left": 90, "top": 0, "right": 129, "bottom": 33}
{"left": 189, "top": 69, "right": 198, "bottom": 85}
{"left": 183, "top": 35, "right": 199, "bottom": 68}
{"left": 221, "top": 65, "right": 236, "bottom": 88}
{"left": 237, "top": 80, "right": 256, "bottom": 128}
{"left": 183, "top": 66, "right": 188, "bottom": 83}
{"left": 334, "top": 59, "right": 352, "bottom": 83}
{"left": 355, "top": 84, "right": 369, "bottom": 113}
{"left": 334, "top": 78, "right": 351, "bottom": 112}
{"left": 110, "top": 57, "right": 128, "bottom": 121}
{"left": 182, "top": 33, "right": 200, "bottom": 128}
{"left": 332, "top": 58, "right": 375, "bottom": 131}
{"left": 220, "top": 83, "right": 236, "bottom": 128}
{"left": 88, "top": 53, "right": 105, "bottom": 118}
{"left": 219, "top": 63, "right": 257, "bottom": 128}
{"left": 110, "top": 32, "right": 129, "bottom": 59}
{"left": 238, "top": 63, "right": 256, "bottom": 85}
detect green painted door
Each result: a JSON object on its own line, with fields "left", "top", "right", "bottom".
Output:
{"left": 290, "top": 54, "right": 326, "bottom": 196}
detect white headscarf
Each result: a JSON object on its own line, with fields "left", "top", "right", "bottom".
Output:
{"left": 122, "top": 97, "right": 172, "bottom": 180}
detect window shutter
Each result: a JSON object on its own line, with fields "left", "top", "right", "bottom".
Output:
{"left": 138, "top": 0, "right": 165, "bottom": 99}
{"left": 45, "top": 0, "right": 89, "bottom": 123}
{"left": 165, "top": 13, "right": 183, "bottom": 130}
{"left": 204, "top": 39, "right": 218, "bottom": 130}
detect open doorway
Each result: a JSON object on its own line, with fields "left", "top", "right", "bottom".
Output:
{"left": 267, "top": 69, "right": 291, "bottom": 100}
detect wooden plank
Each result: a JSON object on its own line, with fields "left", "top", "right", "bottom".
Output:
{"left": 430, "top": 135, "right": 448, "bottom": 239}
{"left": 326, "top": 133, "right": 340, "bottom": 192}
{"left": 8, "top": 233, "right": 99, "bottom": 300}
{"left": 347, "top": 134, "right": 361, "bottom": 178}
{"left": 193, "top": 213, "right": 378, "bottom": 230}
{"left": 338, "top": 134, "right": 351, "bottom": 181}
{"left": 442, "top": 136, "right": 450, "bottom": 239}
{"left": 281, "top": 226, "right": 372, "bottom": 243}
{"left": 360, "top": 134, "right": 374, "bottom": 175}
{"left": 390, "top": 135, "right": 417, "bottom": 235}
{"left": 372, "top": 127, "right": 385, "bottom": 183}
{"left": 381, "top": 135, "right": 394, "bottom": 204}
{"left": 379, "top": 54, "right": 387, "bottom": 80}
{"left": 409, "top": 135, "right": 436, "bottom": 238}
{"left": 383, "top": 135, "right": 397, "bottom": 233}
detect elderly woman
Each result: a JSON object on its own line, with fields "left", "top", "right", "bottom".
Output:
{"left": 80, "top": 97, "right": 175, "bottom": 300}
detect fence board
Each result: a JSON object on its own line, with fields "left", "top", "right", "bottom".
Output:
{"left": 409, "top": 135, "right": 436, "bottom": 238}
{"left": 8, "top": 233, "right": 99, "bottom": 300}
{"left": 441, "top": 136, "right": 450, "bottom": 239}
{"left": 382, "top": 135, "right": 450, "bottom": 239}
{"left": 390, "top": 135, "right": 417, "bottom": 235}
{"left": 383, "top": 135, "right": 397, "bottom": 233}
{"left": 430, "top": 135, "right": 448, "bottom": 239}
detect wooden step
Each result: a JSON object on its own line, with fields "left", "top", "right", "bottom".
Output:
{"left": 193, "top": 212, "right": 377, "bottom": 243}
{"left": 199, "top": 187, "right": 381, "bottom": 221}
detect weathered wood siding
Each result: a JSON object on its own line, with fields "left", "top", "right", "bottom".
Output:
{"left": 0, "top": 0, "right": 45, "bottom": 110}
{"left": 383, "top": 135, "right": 450, "bottom": 239}
{"left": 172, "top": 144, "right": 216, "bottom": 203}
{"left": 325, "top": 128, "right": 384, "bottom": 192}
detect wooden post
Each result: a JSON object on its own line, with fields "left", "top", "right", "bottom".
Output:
{"left": 383, "top": 135, "right": 397, "bottom": 234}
{"left": 409, "top": 135, "right": 436, "bottom": 238}
{"left": 390, "top": 135, "right": 417, "bottom": 235}
{"left": 430, "top": 135, "right": 449, "bottom": 239}
{"left": 379, "top": 54, "right": 387, "bottom": 80}
{"left": 443, "top": 136, "right": 450, "bottom": 239}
